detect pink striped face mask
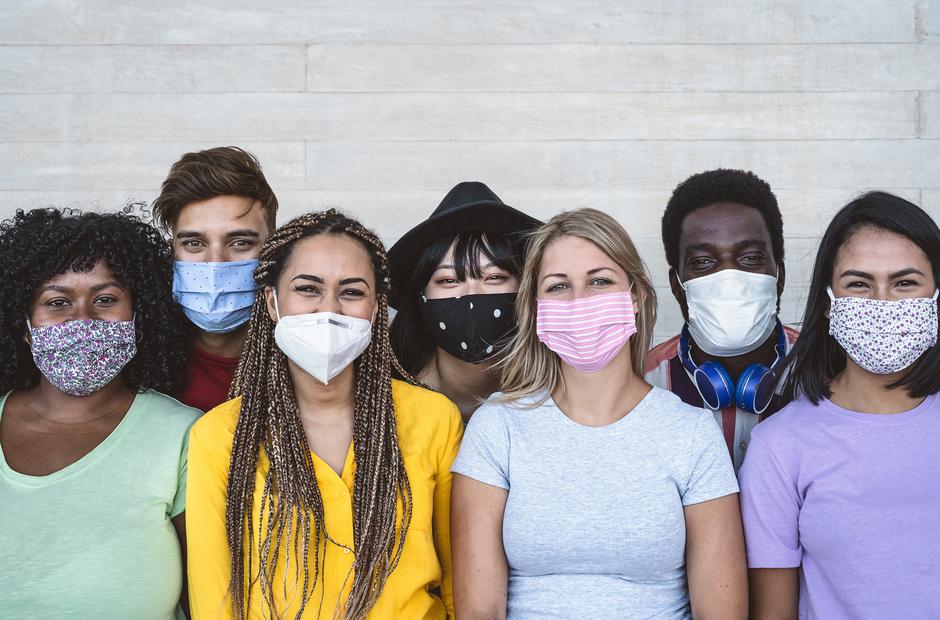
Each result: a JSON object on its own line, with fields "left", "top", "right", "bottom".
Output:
{"left": 536, "top": 291, "right": 637, "bottom": 373}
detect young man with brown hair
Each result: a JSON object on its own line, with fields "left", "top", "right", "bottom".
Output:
{"left": 153, "top": 146, "right": 277, "bottom": 412}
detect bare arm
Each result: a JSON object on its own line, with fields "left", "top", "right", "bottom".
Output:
{"left": 451, "top": 473, "right": 509, "bottom": 620}
{"left": 684, "top": 494, "right": 748, "bottom": 620}
{"left": 172, "top": 513, "right": 190, "bottom": 619}
{"left": 749, "top": 568, "right": 798, "bottom": 620}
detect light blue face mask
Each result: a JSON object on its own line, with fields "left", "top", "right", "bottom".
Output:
{"left": 172, "top": 259, "right": 259, "bottom": 334}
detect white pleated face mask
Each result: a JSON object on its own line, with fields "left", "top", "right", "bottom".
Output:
{"left": 682, "top": 269, "right": 779, "bottom": 357}
{"left": 271, "top": 290, "right": 373, "bottom": 385}
{"left": 828, "top": 286, "right": 939, "bottom": 375}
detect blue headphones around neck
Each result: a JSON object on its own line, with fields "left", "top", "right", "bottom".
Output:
{"left": 678, "top": 321, "right": 787, "bottom": 415}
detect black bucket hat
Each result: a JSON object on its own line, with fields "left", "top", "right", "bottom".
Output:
{"left": 387, "top": 181, "right": 542, "bottom": 308}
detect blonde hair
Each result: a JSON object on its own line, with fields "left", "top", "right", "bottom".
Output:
{"left": 499, "top": 208, "right": 657, "bottom": 402}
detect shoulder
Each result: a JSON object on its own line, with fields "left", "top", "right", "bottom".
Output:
{"left": 391, "top": 380, "right": 462, "bottom": 454}
{"left": 464, "top": 390, "right": 552, "bottom": 437}
{"left": 783, "top": 324, "right": 801, "bottom": 345}
{"left": 641, "top": 386, "right": 713, "bottom": 428}
{"left": 645, "top": 334, "right": 679, "bottom": 377}
{"left": 751, "top": 396, "right": 820, "bottom": 448}
{"left": 135, "top": 390, "right": 201, "bottom": 434}
{"left": 190, "top": 395, "right": 241, "bottom": 445}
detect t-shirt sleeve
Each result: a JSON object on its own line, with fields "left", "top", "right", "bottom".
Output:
{"left": 738, "top": 433, "right": 802, "bottom": 568}
{"left": 169, "top": 421, "right": 192, "bottom": 518}
{"left": 681, "top": 411, "right": 739, "bottom": 506}
{"left": 450, "top": 401, "right": 510, "bottom": 489}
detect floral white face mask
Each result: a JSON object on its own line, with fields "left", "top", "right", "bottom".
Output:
{"left": 828, "top": 286, "right": 939, "bottom": 375}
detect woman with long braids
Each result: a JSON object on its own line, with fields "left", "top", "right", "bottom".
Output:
{"left": 187, "top": 210, "right": 463, "bottom": 619}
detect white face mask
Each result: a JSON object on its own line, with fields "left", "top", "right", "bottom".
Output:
{"left": 682, "top": 269, "right": 779, "bottom": 357}
{"left": 272, "top": 291, "right": 373, "bottom": 385}
{"left": 828, "top": 286, "right": 939, "bottom": 375}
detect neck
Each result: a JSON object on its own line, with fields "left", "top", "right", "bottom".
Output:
{"left": 691, "top": 324, "right": 782, "bottom": 381}
{"left": 552, "top": 347, "right": 650, "bottom": 427}
{"left": 422, "top": 349, "right": 501, "bottom": 420}
{"left": 289, "top": 361, "right": 356, "bottom": 421}
{"left": 194, "top": 324, "right": 247, "bottom": 359}
{"left": 828, "top": 360, "right": 925, "bottom": 414}
{"left": 26, "top": 376, "right": 135, "bottom": 424}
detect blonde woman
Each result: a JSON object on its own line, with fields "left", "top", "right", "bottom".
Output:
{"left": 451, "top": 208, "right": 747, "bottom": 619}
{"left": 186, "top": 210, "right": 462, "bottom": 619}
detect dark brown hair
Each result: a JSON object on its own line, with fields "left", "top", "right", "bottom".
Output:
{"left": 152, "top": 146, "right": 277, "bottom": 233}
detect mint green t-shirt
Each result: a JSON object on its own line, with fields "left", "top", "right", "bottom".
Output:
{"left": 0, "top": 390, "right": 200, "bottom": 619}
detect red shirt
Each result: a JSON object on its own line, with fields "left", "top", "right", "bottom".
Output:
{"left": 179, "top": 346, "right": 240, "bottom": 413}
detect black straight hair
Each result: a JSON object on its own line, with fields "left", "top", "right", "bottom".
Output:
{"left": 390, "top": 231, "right": 522, "bottom": 377}
{"left": 779, "top": 191, "right": 940, "bottom": 404}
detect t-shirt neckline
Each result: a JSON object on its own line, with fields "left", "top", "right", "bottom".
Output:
{"left": 0, "top": 390, "right": 145, "bottom": 487}
{"left": 819, "top": 391, "right": 937, "bottom": 425}
{"left": 547, "top": 385, "right": 658, "bottom": 431}
{"left": 191, "top": 344, "right": 240, "bottom": 367}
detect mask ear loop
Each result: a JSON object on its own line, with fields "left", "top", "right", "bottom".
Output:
{"left": 272, "top": 287, "right": 282, "bottom": 321}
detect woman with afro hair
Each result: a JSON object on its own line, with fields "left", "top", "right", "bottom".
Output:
{"left": 0, "top": 208, "right": 200, "bottom": 619}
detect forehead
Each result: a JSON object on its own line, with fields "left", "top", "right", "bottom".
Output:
{"left": 679, "top": 202, "right": 771, "bottom": 249}
{"left": 283, "top": 234, "right": 374, "bottom": 279}
{"left": 39, "top": 260, "right": 117, "bottom": 289}
{"left": 174, "top": 195, "right": 267, "bottom": 234}
{"left": 835, "top": 226, "right": 930, "bottom": 272}
{"left": 437, "top": 237, "right": 495, "bottom": 268}
{"left": 540, "top": 235, "right": 618, "bottom": 273}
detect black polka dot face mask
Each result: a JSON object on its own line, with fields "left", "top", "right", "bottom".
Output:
{"left": 418, "top": 292, "right": 518, "bottom": 363}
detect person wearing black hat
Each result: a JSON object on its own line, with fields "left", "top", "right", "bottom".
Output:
{"left": 389, "top": 182, "right": 541, "bottom": 420}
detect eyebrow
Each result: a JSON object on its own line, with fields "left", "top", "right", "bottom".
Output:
{"left": 39, "top": 281, "right": 124, "bottom": 294}
{"left": 291, "top": 275, "right": 370, "bottom": 288}
{"left": 839, "top": 268, "right": 926, "bottom": 280}
{"left": 685, "top": 239, "right": 768, "bottom": 254}
{"left": 541, "top": 267, "right": 614, "bottom": 282}
{"left": 175, "top": 229, "right": 261, "bottom": 239}
{"left": 225, "top": 230, "right": 261, "bottom": 239}
{"left": 292, "top": 274, "right": 324, "bottom": 283}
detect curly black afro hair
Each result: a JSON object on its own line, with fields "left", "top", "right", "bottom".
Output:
{"left": 662, "top": 168, "right": 784, "bottom": 270}
{"left": 0, "top": 208, "right": 191, "bottom": 396}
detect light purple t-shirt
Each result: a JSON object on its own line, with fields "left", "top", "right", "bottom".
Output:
{"left": 739, "top": 393, "right": 940, "bottom": 620}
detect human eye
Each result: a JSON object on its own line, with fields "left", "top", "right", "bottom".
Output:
{"left": 342, "top": 288, "right": 366, "bottom": 298}
{"left": 545, "top": 282, "right": 567, "bottom": 293}
{"left": 590, "top": 277, "right": 613, "bottom": 287}
{"left": 46, "top": 297, "right": 71, "bottom": 308}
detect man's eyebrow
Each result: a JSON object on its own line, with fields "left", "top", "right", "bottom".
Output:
{"left": 225, "top": 230, "right": 261, "bottom": 238}
{"left": 175, "top": 230, "right": 203, "bottom": 239}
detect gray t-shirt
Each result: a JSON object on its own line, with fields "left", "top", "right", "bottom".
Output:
{"left": 451, "top": 386, "right": 739, "bottom": 619}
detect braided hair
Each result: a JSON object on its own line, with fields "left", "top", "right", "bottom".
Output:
{"left": 225, "top": 210, "right": 414, "bottom": 619}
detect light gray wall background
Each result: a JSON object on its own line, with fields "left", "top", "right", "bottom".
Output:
{"left": 2, "top": 1, "right": 939, "bottom": 343}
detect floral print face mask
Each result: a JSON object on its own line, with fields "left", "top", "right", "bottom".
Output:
{"left": 29, "top": 318, "right": 137, "bottom": 396}
{"left": 827, "top": 286, "right": 939, "bottom": 375}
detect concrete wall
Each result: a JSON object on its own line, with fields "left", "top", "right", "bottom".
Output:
{"left": 2, "top": 1, "right": 938, "bottom": 342}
